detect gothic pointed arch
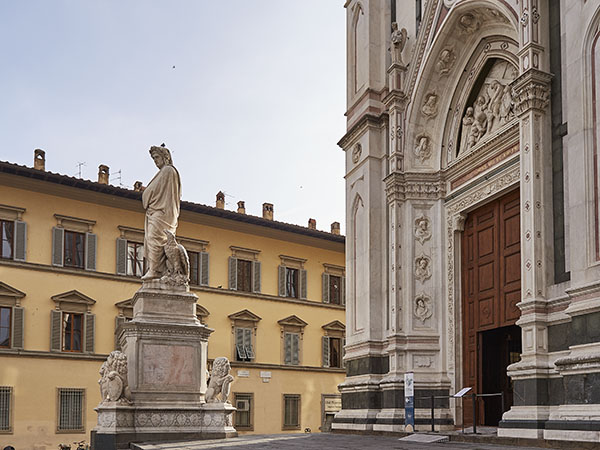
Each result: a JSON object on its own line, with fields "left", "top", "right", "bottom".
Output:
{"left": 403, "top": 1, "right": 519, "bottom": 171}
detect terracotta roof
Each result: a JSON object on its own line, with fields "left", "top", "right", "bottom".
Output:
{"left": 0, "top": 160, "right": 345, "bottom": 244}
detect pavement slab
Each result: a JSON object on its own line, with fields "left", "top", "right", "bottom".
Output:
{"left": 132, "top": 432, "right": 564, "bottom": 450}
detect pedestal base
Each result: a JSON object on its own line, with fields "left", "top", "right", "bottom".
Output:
{"left": 92, "top": 402, "right": 236, "bottom": 449}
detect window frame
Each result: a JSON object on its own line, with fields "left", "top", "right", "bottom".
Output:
{"left": 51, "top": 290, "right": 96, "bottom": 354}
{"left": 278, "top": 255, "right": 307, "bottom": 299}
{"left": 56, "top": 387, "right": 86, "bottom": 433}
{"left": 228, "top": 246, "right": 261, "bottom": 293}
{"left": 62, "top": 312, "right": 84, "bottom": 353}
{"left": 233, "top": 392, "right": 254, "bottom": 430}
{"left": 282, "top": 394, "right": 301, "bottom": 430}
{"left": 322, "top": 320, "right": 346, "bottom": 369}
{"left": 63, "top": 230, "right": 86, "bottom": 269}
{"left": 0, "top": 219, "right": 14, "bottom": 260}
{"left": 228, "top": 310, "right": 261, "bottom": 363}
{"left": 126, "top": 241, "right": 145, "bottom": 277}
{"left": 0, "top": 307, "right": 11, "bottom": 349}
{"left": 278, "top": 315, "right": 307, "bottom": 366}
{"left": 322, "top": 264, "right": 346, "bottom": 305}
{"left": 0, "top": 386, "right": 13, "bottom": 434}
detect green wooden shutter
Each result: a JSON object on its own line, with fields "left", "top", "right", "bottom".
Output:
{"left": 322, "top": 273, "right": 330, "bottom": 303}
{"left": 341, "top": 276, "right": 346, "bottom": 306}
{"left": 85, "top": 233, "right": 97, "bottom": 271}
{"left": 85, "top": 313, "right": 95, "bottom": 353}
{"left": 228, "top": 257, "right": 238, "bottom": 290}
{"left": 11, "top": 306, "right": 24, "bottom": 349}
{"left": 116, "top": 238, "right": 128, "bottom": 275}
{"left": 252, "top": 261, "right": 261, "bottom": 293}
{"left": 115, "top": 316, "right": 126, "bottom": 350}
{"left": 284, "top": 332, "right": 292, "bottom": 365}
{"left": 299, "top": 270, "right": 307, "bottom": 300}
{"left": 278, "top": 265, "right": 286, "bottom": 297}
{"left": 50, "top": 310, "right": 62, "bottom": 352}
{"left": 13, "top": 221, "right": 27, "bottom": 261}
{"left": 292, "top": 333, "right": 300, "bottom": 365}
{"left": 322, "top": 336, "right": 330, "bottom": 367}
{"left": 235, "top": 327, "right": 246, "bottom": 359}
{"left": 200, "top": 252, "right": 209, "bottom": 286}
{"left": 52, "top": 227, "right": 64, "bottom": 267}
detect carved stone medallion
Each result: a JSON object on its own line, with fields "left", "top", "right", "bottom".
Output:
{"left": 352, "top": 143, "right": 362, "bottom": 164}
{"left": 421, "top": 92, "right": 439, "bottom": 118}
{"left": 436, "top": 48, "right": 456, "bottom": 75}
{"left": 414, "top": 293, "right": 433, "bottom": 324}
{"left": 414, "top": 215, "right": 432, "bottom": 244}
{"left": 414, "top": 134, "right": 432, "bottom": 164}
{"left": 415, "top": 254, "right": 432, "bottom": 282}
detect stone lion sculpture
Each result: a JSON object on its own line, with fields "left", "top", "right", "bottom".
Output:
{"left": 99, "top": 350, "right": 132, "bottom": 404}
{"left": 205, "top": 356, "right": 234, "bottom": 403}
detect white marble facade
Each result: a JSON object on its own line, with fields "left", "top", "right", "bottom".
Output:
{"left": 334, "top": 0, "right": 600, "bottom": 442}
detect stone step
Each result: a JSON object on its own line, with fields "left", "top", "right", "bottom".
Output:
{"left": 398, "top": 433, "right": 450, "bottom": 443}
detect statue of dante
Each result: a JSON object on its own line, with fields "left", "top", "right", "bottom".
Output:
{"left": 141, "top": 145, "right": 181, "bottom": 280}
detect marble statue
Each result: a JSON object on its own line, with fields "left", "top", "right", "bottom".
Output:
{"left": 390, "top": 22, "right": 408, "bottom": 65}
{"left": 205, "top": 357, "right": 234, "bottom": 403}
{"left": 99, "top": 351, "right": 132, "bottom": 404}
{"left": 162, "top": 229, "right": 190, "bottom": 285}
{"left": 141, "top": 145, "right": 182, "bottom": 281}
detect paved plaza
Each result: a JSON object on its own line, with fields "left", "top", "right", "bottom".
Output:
{"left": 132, "top": 433, "right": 566, "bottom": 450}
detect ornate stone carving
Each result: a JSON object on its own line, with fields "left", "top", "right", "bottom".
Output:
{"left": 414, "top": 293, "right": 433, "bottom": 323}
{"left": 352, "top": 143, "right": 362, "bottom": 164}
{"left": 390, "top": 22, "right": 408, "bottom": 65}
{"left": 414, "top": 355, "right": 433, "bottom": 368}
{"left": 459, "top": 60, "right": 518, "bottom": 155}
{"left": 142, "top": 145, "right": 182, "bottom": 282}
{"left": 414, "top": 215, "right": 432, "bottom": 244}
{"left": 512, "top": 70, "right": 552, "bottom": 115}
{"left": 99, "top": 351, "right": 132, "bottom": 405}
{"left": 161, "top": 230, "right": 190, "bottom": 286}
{"left": 414, "top": 134, "right": 432, "bottom": 164}
{"left": 421, "top": 93, "right": 439, "bottom": 118}
{"left": 205, "top": 357, "right": 234, "bottom": 403}
{"left": 415, "top": 254, "right": 432, "bottom": 282}
{"left": 436, "top": 48, "right": 456, "bottom": 75}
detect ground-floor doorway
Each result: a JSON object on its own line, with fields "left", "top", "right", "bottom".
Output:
{"left": 461, "top": 189, "right": 521, "bottom": 427}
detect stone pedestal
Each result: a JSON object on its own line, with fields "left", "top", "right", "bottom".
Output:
{"left": 92, "top": 281, "right": 236, "bottom": 449}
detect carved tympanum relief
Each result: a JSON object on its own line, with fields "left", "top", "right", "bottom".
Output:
{"left": 414, "top": 135, "right": 432, "bottom": 164}
{"left": 459, "top": 13, "right": 481, "bottom": 34}
{"left": 458, "top": 60, "right": 518, "bottom": 156}
{"left": 415, "top": 254, "right": 432, "bottom": 282}
{"left": 421, "top": 92, "right": 439, "bottom": 118}
{"left": 414, "top": 293, "right": 433, "bottom": 324}
{"left": 414, "top": 215, "right": 432, "bottom": 244}
{"left": 436, "top": 48, "right": 456, "bottom": 76}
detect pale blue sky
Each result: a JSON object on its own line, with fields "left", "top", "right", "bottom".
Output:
{"left": 1, "top": 1, "right": 347, "bottom": 233}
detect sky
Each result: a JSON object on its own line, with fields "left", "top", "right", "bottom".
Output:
{"left": 0, "top": 1, "right": 347, "bottom": 233}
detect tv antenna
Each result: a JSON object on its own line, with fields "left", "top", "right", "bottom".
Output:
{"left": 76, "top": 162, "right": 86, "bottom": 178}
{"left": 111, "top": 169, "right": 123, "bottom": 187}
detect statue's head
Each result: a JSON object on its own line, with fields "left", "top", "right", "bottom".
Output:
{"left": 212, "top": 357, "right": 230, "bottom": 376}
{"left": 150, "top": 145, "right": 173, "bottom": 168}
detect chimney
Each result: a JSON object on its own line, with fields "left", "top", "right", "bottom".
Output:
{"left": 308, "top": 218, "right": 316, "bottom": 230}
{"left": 216, "top": 191, "right": 225, "bottom": 209}
{"left": 262, "top": 203, "right": 274, "bottom": 220}
{"left": 34, "top": 149, "right": 45, "bottom": 171}
{"left": 331, "top": 222, "right": 340, "bottom": 235}
{"left": 133, "top": 181, "right": 144, "bottom": 192}
{"left": 98, "top": 165, "right": 109, "bottom": 184}
{"left": 237, "top": 201, "right": 246, "bottom": 214}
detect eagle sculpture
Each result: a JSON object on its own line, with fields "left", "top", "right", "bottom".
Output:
{"left": 163, "top": 229, "right": 190, "bottom": 284}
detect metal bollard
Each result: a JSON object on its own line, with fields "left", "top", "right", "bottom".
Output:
{"left": 472, "top": 393, "right": 477, "bottom": 434}
{"left": 431, "top": 395, "right": 435, "bottom": 432}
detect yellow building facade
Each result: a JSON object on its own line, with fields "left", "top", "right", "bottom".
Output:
{"left": 0, "top": 153, "right": 345, "bottom": 450}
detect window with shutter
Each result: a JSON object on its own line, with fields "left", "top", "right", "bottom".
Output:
{"left": 13, "top": 220, "right": 27, "bottom": 261}
{"left": 233, "top": 393, "right": 253, "bottom": 430}
{"left": 11, "top": 306, "right": 24, "bottom": 349}
{"left": 235, "top": 327, "right": 254, "bottom": 361}
{"left": 116, "top": 238, "right": 128, "bottom": 275}
{"left": 252, "top": 261, "right": 261, "bottom": 292}
{"left": 299, "top": 269, "right": 307, "bottom": 299}
{"left": 64, "top": 231, "right": 85, "bottom": 268}
{"left": 200, "top": 252, "right": 209, "bottom": 286}
{"left": 329, "top": 275, "right": 341, "bottom": 305}
{"left": 52, "top": 227, "right": 64, "bottom": 267}
{"left": 237, "top": 259, "right": 252, "bottom": 292}
{"left": 126, "top": 241, "right": 145, "bottom": 277}
{"left": 283, "top": 394, "right": 301, "bottom": 429}
{"left": 278, "top": 265, "right": 286, "bottom": 297}
{"left": 189, "top": 251, "right": 200, "bottom": 285}
{"left": 322, "top": 336, "right": 330, "bottom": 367}
{"left": 85, "top": 232, "right": 97, "bottom": 271}
{"left": 84, "top": 313, "right": 95, "bottom": 353}
{"left": 228, "top": 257, "right": 238, "bottom": 290}
{"left": 322, "top": 273, "right": 330, "bottom": 303}
{"left": 50, "top": 309, "right": 62, "bottom": 352}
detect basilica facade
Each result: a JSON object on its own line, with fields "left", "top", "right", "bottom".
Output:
{"left": 333, "top": 0, "right": 600, "bottom": 442}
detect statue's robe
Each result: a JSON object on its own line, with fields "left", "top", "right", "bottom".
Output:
{"left": 142, "top": 164, "right": 181, "bottom": 276}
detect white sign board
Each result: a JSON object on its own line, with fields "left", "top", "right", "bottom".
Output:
{"left": 237, "top": 370, "right": 250, "bottom": 378}
{"left": 260, "top": 371, "right": 272, "bottom": 378}
{"left": 454, "top": 387, "right": 472, "bottom": 398}
{"left": 404, "top": 372, "right": 414, "bottom": 397}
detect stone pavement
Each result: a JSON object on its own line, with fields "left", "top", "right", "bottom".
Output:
{"left": 131, "top": 432, "right": 563, "bottom": 450}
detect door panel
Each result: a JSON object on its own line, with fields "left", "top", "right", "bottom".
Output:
{"left": 461, "top": 189, "right": 521, "bottom": 427}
